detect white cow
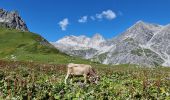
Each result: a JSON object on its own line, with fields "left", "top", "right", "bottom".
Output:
{"left": 64, "top": 63, "right": 99, "bottom": 84}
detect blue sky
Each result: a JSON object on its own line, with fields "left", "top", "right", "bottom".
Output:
{"left": 0, "top": 0, "right": 170, "bottom": 41}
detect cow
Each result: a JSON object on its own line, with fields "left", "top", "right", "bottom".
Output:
{"left": 64, "top": 63, "right": 99, "bottom": 84}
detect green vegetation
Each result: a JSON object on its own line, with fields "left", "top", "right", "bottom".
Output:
{"left": 123, "top": 37, "right": 137, "bottom": 45}
{"left": 131, "top": 48, "right": 143, "bottom": 56}
{"left": 92, "top": 52, "right": 108, "bottom": 63}
{"left": 131, "top": 48, "right": 157, "bottom": 57}
{"left": 0, "top": 60, "right": 170, "bottom": 99}
{"left": 0, "top": 28, "right": 95, "bottom": 65}
{"left": 0, "top": 28, "right": 170, "bottom": 99}
{"left": 131, "top": 48, "right": 164, "bottom": 66}
{"left": 123, "top": 38, "right": 134, "bottom": 42}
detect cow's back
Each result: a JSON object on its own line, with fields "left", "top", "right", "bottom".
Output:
{"left": 67, "top": 63, "right": 91, "bottom": 75}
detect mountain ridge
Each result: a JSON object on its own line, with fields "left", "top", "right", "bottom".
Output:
{"left": 52, "top": 21, "right": 170, "bottom": 67}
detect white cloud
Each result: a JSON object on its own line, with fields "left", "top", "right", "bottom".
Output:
{"left": 76, "top": 9, "right": 117, "bottom": 24}
{"left": 96, "top": 14, "right": 103, "bottom": 19}
{"left": 96, "top": 10, "right": 116, "bottom": 20}
{"left": 58, "top": 18, "right": 69, "bottom": 31}
{"left": 78, "top": 16, "right": 88, "bottom": 23}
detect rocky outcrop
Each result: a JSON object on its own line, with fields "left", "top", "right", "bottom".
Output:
{"left": 147, "top": 24, "right": 170, "bottom": 66}
{"left": 0, "top": 8, "right": 28, "bottom": 31}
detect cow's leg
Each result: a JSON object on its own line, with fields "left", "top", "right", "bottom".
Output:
{"left": 65, "top": 74, "right": 70, "bottom": 84}
{"left": 83, "top": 74, "right": 87, "bottom": 84}
{"left": 70, "top": 75, "right": 73, "bottom": 84}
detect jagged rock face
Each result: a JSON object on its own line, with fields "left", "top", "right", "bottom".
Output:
{"left": 148, "top": 25, "right": 170, "bottom": 66}
{"left": 0, "top": 8, "right": 28, "bottom": 31}
{"left": 88, "top": 33, "right": 105, "bottom": 49}
{"left": 55, "top": 35, "right": 91, "bottom": 48}
{"left": 97, "top": 38, "right": 164, "bottom": 66}
{"left": 97, "top": 21, "right": 164, "bottom": 66}
{"left": 69, "top": 48, "right": 98, "bottom": 59}
{"left": 55, "top": 34, "right": 105, "bottom": 49}
{"left": 118, "top": 21, "right": 162, "bottom": 45}
{"left": 51, "top": 33, "right": 113, "bottom": 59}
{"left": 52, "top": 21, "right": 170, "bottom": 67}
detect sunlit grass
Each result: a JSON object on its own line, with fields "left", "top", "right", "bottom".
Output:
{"left": 0, "top": 60, "right": 170, "bottom": 99}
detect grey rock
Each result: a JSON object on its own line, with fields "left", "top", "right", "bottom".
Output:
{"left": 51, "top": 33, "right": 109, "bottom": 59}
{"left": 97, "top": 38, "right": 164, "bottom": 66}
{"left": 117, "top": 21, "right": 162, "bottom": 45}
{"left": 51, "top": 21, "right": 170, "bottom": 67}
{"left": 0, "top": 8, "right": 28, "bottom": 31}
{"left": 148, "top": 25, "right": 170, "bottom": 66}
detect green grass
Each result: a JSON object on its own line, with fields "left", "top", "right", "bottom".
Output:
{"left": 0, "top": 28, "right": 99, "bottom": 65}
{"left": 0, "top": 60, "right": 170, "bottom": 99}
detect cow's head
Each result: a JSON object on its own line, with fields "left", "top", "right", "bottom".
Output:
{"left": 89, "top": 75, "right": 100, "bottom": 84}
{"left": 88, "top": 68, "right": 100, "bottom": 84}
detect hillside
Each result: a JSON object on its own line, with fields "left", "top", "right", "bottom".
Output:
{"left": 0, "top": 28, "right": 93, "bottom": 64}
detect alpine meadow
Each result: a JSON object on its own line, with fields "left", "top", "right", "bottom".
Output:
{"left": 0, "top": 1, "right": 170, "bottom": 99}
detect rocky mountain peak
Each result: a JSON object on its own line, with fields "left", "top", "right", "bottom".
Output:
{"left": 131, "top": 21, "right": 148, "bottom": 29}
{"left": 131, "top": 20, "right": 161, "bottom": 30}
{"left": 135, "top": 20, "right": 145, "bottom": 24}
{"left": 52, "top": 33, "right": 107, "bottom": 52}
{"left": 92, "top": 33, "right": 105, "bottom": 42}
{"left": 118, "top": 20, "right": 163, "bottom": 45}
{"left": 0, "top": 8, "right": 28, "bottom": 31}
{"left": 93, "top": 33, "right": 103, "bottom": 38}
{"left": 52, "top": 21, "right": 170, "bottom": 67}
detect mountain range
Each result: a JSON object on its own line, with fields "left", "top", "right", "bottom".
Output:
{"left": 0, "top": 8, "right": 169, "bottom": 67}
{"left": 51, "top": 21, "right": 170, "bottom": 67}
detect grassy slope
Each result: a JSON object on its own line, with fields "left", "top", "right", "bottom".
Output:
{"left": 0, "top": 28, "right": 98, "bottom": 65}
